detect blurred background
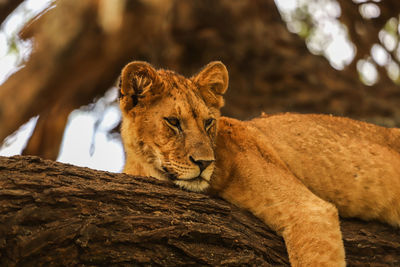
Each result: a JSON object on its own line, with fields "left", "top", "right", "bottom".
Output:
{"left": 0, "top": 0, "right": 399, "bottom": 172}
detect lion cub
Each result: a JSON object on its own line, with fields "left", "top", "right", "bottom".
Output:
{"left": 119, "top": 61, "right": 400, "bottom": 267}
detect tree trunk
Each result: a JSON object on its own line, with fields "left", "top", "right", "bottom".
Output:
{"left": 0, "top": 156, "right": 399, "bottom": 266}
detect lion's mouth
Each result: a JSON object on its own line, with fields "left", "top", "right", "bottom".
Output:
{"left": 161, "top": 167, "right": 209, "bottom": 184}
{"left": 161, "top": 167, "right": 177, "bottom": 181}
{"left": 181, "top": 176, "right": 207, "bottom": 183}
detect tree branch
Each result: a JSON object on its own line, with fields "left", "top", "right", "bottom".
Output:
{"left": 0, "top": 156, "right": 399, "bottom": 265}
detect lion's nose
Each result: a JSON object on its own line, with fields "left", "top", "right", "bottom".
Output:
{"left": 189, "top": 156, "right": 214, "bottom": 173}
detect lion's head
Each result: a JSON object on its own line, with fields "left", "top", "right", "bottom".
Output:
{"left": 119, "top": 61, "right": 228, "bottom": 192}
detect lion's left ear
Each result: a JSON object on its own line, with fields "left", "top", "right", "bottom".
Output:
{"left": 192, "top": 61, "right": 229, "bottom": 108}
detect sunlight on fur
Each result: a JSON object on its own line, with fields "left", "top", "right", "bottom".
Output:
{"left": 119, "top": 61, "right": 400, "bottom": 267}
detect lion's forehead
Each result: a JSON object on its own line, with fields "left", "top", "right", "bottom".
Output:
{"left": 158, "top": 70, "right": 192, "bottom": 90}
{"left": 158, "top": 71, "right": 212, "bottom": 120}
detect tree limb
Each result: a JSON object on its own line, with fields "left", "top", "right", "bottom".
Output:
{"left": 0, "top": 156, "right": 399, "bottom": 266}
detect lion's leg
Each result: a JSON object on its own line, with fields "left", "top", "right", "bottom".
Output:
{"left": 281, "top": 200, "right": 344, "bottom": 267}
{"left": 219, "top": 156, "right": 345, "bottom": 267}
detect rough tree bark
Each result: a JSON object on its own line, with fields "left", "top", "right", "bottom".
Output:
{"left": 0, "top": 156, "right": 399, "bottom": 266}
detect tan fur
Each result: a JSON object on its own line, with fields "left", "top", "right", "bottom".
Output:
{"left": 119, "top": 61, "right": 400, "bottom": 267}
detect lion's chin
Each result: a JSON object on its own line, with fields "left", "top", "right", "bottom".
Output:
{"left": 159, "top": 164, "right": 214, "bottom": 192}
{"left": 173, "top": 178, "right": 210, "bottom": 192}
{"left": 155, "top": 169, "right": 210, "bottom": 192}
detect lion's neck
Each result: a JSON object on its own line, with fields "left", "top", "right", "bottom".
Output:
{"left": 121, "top": 119, "right": 158, "bottom": 177}
{"left": 123, "top": 153, "right": 148, "bottom": 176}
{"left": 122, "top": 142, "right": 151, "bottom": 176}
{"left": 123, "top": 148, "right": 167, "bottom": 180}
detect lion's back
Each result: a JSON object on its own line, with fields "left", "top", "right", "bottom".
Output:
{"left": 248, "top": 113, "right": 400, "bottom": 226}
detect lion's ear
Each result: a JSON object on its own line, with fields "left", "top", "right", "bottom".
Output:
{"left": 119, "top": 61, "right": 161, "bottom": 107}
{"left": 192, "top": 61, "right": 229, "bottom": 108}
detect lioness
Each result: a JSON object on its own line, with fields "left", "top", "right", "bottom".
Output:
{"left": 119, "top": 61, "right": 400, "bottom": 266}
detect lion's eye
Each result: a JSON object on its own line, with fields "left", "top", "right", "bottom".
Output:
{"left": 204, "top": 118, "right": 215, "bottom": 131}
{"left": 164, "top": 117, "right": 182, "bottom": 131}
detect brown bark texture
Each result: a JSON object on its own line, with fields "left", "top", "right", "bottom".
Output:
{"left": 1, "top": 0, "right": 400, "bottom": 160}
{"left": 0, "top": 156, "right": 399, "bottom": 266}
